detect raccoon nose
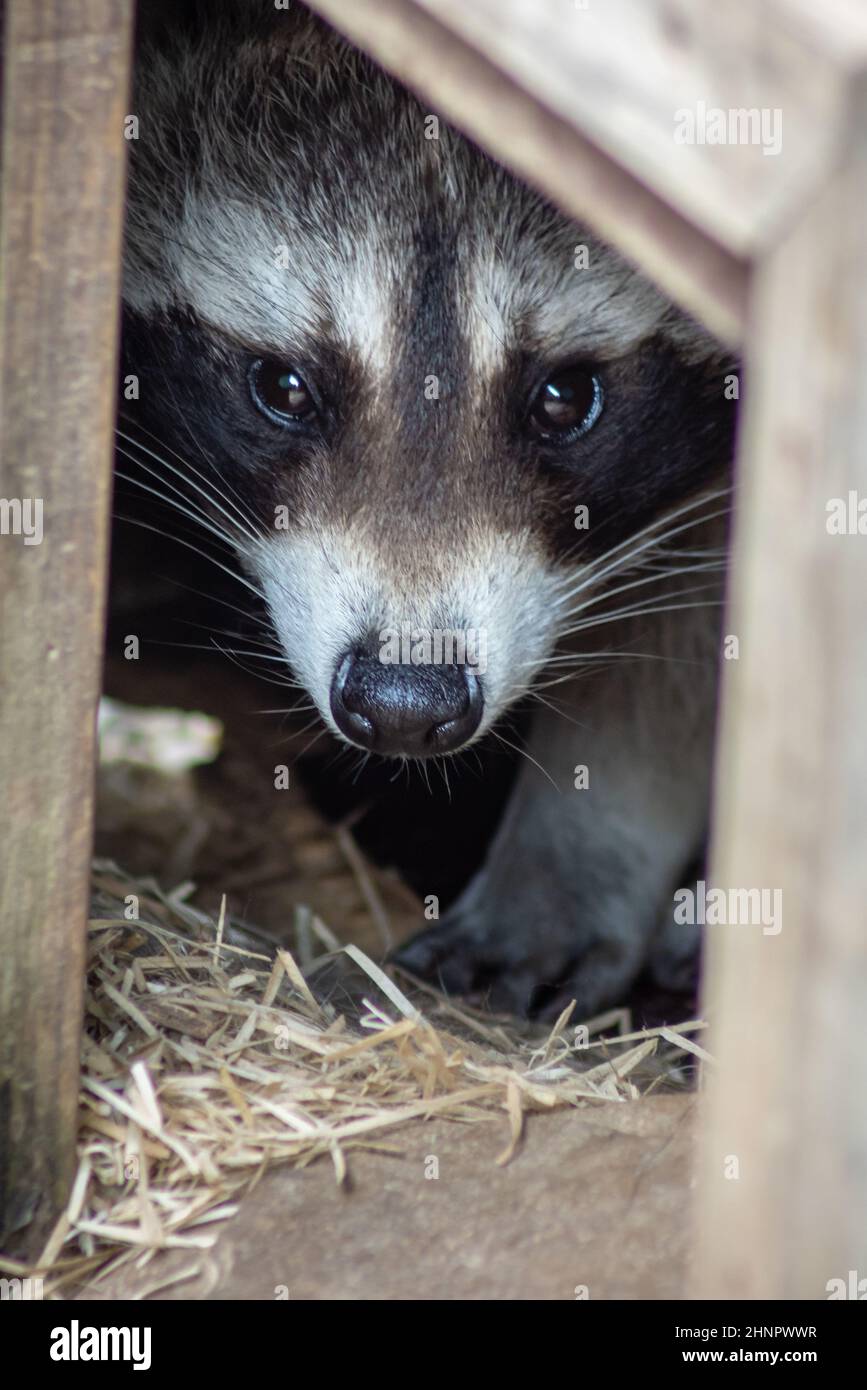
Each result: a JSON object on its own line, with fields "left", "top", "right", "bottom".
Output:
{"left": 330, "top": 649, "right": 483, "bottom": 757}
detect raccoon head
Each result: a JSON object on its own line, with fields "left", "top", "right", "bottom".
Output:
{"left": 122, "top": 2, "right": 734, "bottom": 759}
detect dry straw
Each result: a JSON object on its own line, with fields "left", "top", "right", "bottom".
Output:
{"left": 5, "top": 860, "right": 707, "bottom": 1297}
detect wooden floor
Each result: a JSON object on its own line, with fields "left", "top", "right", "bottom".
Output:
{"left": 76, "top": 1098, "right": 697, "bottom": 1301}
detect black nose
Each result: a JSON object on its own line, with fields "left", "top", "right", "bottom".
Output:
{"left": 330, "top": 648, "right": 483, "bottom": 756}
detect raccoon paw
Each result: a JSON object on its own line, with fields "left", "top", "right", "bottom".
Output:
{"left": 392, "top": 910, "right": 641, "bottom": 1021}
{"left": 393, "top": 914, "right": 543, "bottom": 1016}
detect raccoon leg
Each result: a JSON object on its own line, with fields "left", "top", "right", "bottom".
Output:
{"left": 394, "top": 607, "right": 719, "bottom": 1018}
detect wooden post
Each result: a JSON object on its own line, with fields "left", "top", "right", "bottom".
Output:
{"left": 0, "top": 0, "right": 132, "bottom": 1251}
{"left": 695, "top": 81, "right": 867, "bottom": 1297}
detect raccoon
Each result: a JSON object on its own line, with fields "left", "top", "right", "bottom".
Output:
{"left": 121, "top": 1, "right": 736, "bottom": 1018}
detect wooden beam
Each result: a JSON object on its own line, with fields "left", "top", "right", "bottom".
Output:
{"left": 0, "top": 0, "right": 132, "bottom": 1251}
{"left": 407, "top": 0, "right": 866, "bottom": 254}
{"left": 306, "top": 0, "right": 748, "bottom": 346}
{"left": 695, "top": 75, "right": 867, "bottom": 1298}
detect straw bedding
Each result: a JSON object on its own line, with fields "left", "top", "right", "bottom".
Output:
{"left": 0, "top": 856, "right": 709, "bottom": 1299}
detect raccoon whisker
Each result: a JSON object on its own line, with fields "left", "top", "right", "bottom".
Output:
{"left": 547, "top": 485, "right": 731, "bottom": 583}
{"left": 523, "top": 649, "right": 683, "bottom": 676}
{"left": 170, "top": 622, "right": 282, "bottom": 652}
{"left": 349, "top": 751, "right": 373, "bottom": 786}
{"left": 119, "top": 516, "right": 242, "bottom": 568}
{"left": 566, "top": 601, "right": 726, "bottom": 642}
{"left": 553, "top": 505, "right": 732, "bottom": 608}
{"left": 489, "top": 728, "right": 559, "bottom": 791}
{"left": 622, "top": 547, "right": 727, "bottom": 566}
{"left": 557, "top": 593, "right": 725, "bottom": 638}
{"left": 117, "top": 410, "right": 263, "bottom": 540}
{"left": 536, "top": 649, "right": 703, "bottom": 670}
{"left": 113, "top": 502, "right": 234, "bottom": 557}
{"left": 208, "top": 638, "right": 306, "bottom": 689}
{"left": 256, "top": 703, "right": 319, "bottom": 716}
{"left": 209, "top": 626, "right": 280, "bottom": 645}
{"left": 261, "top": 699, "right": 329, "bottom": 755}
{"left": 526, "top": 690, "right": 588, "bottom": 724}
{"left": 529, "top": 650, "right": 709, "bottom": 693}
{"left": 435, "top": 757, "right": 453, "bottom": 800}
{"left": 157, "top": 374, "right": 273, "bottom": 539}
{"left": 116, "top": 430, "right": 260, "bottom": 545}
{"left": 530, "top": 666, "right": 614, "bottom": 693}
{"left": 268, "top": 702, "right": 323, "bottom": 745}
{"left": 384, "top": 752, "right": 434, "bottom": 795}
{"left": 387, "top": 757, "right": 414, "bottom": 790}
{"left": 559, "top": 574, "right": 726, "bottom": 633}
{"left": 284, "top": 701, "right": 321, "bottom": 730}
{"left": 547, "top": 514, "right": 733, "bottom": 611}
{"left": 112, "top": 513, "right": 266, "bottom": 602}
{"left": 551, "top": 491, "right": 732, "bottom": 606}
{"left": 143, "top": 634, "right": 307, "bottom": 688}
{"left": 456, "top": 743, "right": 487, "bottom": 781}
{"left": 639, "top": 546, "right": 729, "bottom": 564}
{"left": 285, "top": 723, "right": 332, "bottom": 767}
{"left": 558, "top": 559, "right": 726, "bottom": 626}
{"left": 118, "top": 429, "right": 263, "bottom": 553}
{"left": 160, "top": 580, "right": 275, "bottom": 634}
{"left": 114, "top": 456, "right": 243, "bottom": 553}
{"left": 153, "top": 638, "right": 292, "bottom": 664}
{"left": 323, "top": 739, "right": 364, "bottom": 779}
{"left": 259, "top": 710, "right": 323, "bottom": 753}
{"left": 535, "top": 662, "right": 646, "bottom": 694}
{"left": 289, "top": 709, "right": 328, "bottom": 737}
{"left": 116, "top": 433, "right": 244, "bottom": 539}
{"left": 214, "top": 633, "right": 284, "bottom": 655}
{"left": 214, "top": 646, "right": 292, "bottom": 665}
{"left": 561, "top": 592, "right": 722, "bottom": 636}
{"left": 114, "top": 465, "right": 258, "bottom": 574}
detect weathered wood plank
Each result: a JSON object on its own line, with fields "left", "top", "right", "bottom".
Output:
{"left": 306, "top": 0, "right": 748, "bottom": 346}
{"left": 695, "top": 78, "right": 867, "bottom": 1298}
{"left": 0, "top": 0, "right": 132, "bottom": 1250}
{"left": 409, "top": 0, "right": 865, "bottom": 255}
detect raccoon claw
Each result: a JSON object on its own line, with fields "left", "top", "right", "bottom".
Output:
{"left": 394, "top": 914, "right": 643, "bottom": 1022}
{"left": 392, "top": 916, "right": 557, "bottom": 1017}
{"left": 530, "top": 943, "right": 646, "bottom": 1024}
{"left": 391, "top": 920, "right": 479, "bottom": 996}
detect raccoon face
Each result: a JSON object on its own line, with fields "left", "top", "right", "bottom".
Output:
{"left": 122, "top": 6, "right": 734, "bottom": 758}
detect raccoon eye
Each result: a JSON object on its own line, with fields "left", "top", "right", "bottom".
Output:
{"left": 249, "top": 359, "right": 319, "bottom": 425}
{"left": 529, "top": 368, "right": 603, "bottom": 440}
